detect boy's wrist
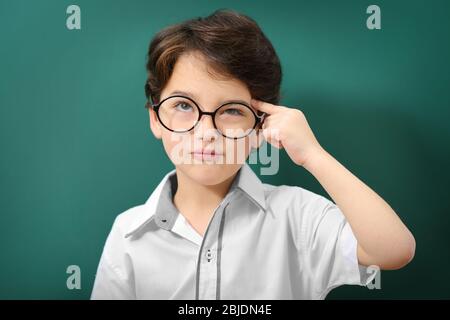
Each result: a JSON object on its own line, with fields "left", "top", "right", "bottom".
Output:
{"left": 301, "top": 145, "right": 330, "bottom": 173}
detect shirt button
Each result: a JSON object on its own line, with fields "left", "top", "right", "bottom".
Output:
{"left": 206, "top": 249, "right": 213, "bottom": 262}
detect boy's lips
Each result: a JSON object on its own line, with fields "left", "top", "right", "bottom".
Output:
{"left": 191, "top": 149, "right": 224, "bottom": 160}
{"left": 191, "top": 149, "right": 223, "bottom": 155}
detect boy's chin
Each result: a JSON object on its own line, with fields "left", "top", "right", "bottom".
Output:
{"left": 177, "top": 163, "right": 241, "bottom": 186}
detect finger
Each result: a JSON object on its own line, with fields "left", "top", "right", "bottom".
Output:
{"left": 251, "top": 99, "right": 282, "bottom": 115}
{"left": 264, "top": 135, "right": 284, "bottom": 149}
{"left": 262, "top": 128, "right": 284, "bottom": 149}
{"left": 261, "top": 116, "right": 281, "bottom": 130}
{"left": 269, "top": 138, "right": 283, "bottom": 149}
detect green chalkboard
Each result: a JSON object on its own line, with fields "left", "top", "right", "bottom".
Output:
{"left": 0, "top": 0, "right": 449, "bottom": 299}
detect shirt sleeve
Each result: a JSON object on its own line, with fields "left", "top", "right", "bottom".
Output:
{"left": 300, "top": 192, "right": 379, "bottom": 299}
{"left": 91, "top": 218, "right": 136, "bottom": 300}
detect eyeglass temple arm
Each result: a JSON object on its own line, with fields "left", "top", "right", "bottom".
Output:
{"left": 144, "top": 84, "right": 158, "bottom": 108}
{"left": 145, "top": 96, "right": 159, "bottom": 109}
{"left": 257, "top": 112, "right": 266, "bottom": 123}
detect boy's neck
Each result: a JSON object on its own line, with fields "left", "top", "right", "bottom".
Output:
{"left": 172, "top": 168, "right": 238, "bottom": 225}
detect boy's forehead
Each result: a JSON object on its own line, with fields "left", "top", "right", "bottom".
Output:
{"left": 163, "top": 52, "right": 251, "bottom": 104}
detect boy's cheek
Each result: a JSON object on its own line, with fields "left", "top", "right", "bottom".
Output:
{"left": 148, "top": 110, "right": 163, "bottom": 139}
{"left": 161, "top": 137, "right": 182, "bottom": 164}
{"left": 222, "top": 140, "right": 252, "bottom": 165}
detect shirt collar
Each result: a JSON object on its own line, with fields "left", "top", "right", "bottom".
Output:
{"left": 125, "top": 163, "right": 266, "bottom": 238}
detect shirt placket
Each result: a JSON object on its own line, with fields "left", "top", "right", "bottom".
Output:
{"left": 196, "top": 196, "right": 232, "bottom": 300}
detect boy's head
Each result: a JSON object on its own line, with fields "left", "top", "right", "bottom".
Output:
{"left": 145, "top": 9, "right": 282, "bottom": 186}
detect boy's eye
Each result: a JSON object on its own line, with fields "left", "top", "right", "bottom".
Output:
{"left": 222, "top": 108, "right": 244, "bottom": 116}
{"left": 174, "top": 102, "right": 194, "bottom": 112}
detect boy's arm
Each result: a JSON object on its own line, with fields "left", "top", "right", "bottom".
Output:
{"left": 302, "top": 146, "right": 415, "bottom": 270}
{"left": 251, "top": 99, "right": 416, "bottom": 270}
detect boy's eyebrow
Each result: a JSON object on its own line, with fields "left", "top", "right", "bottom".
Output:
{"left": 169, "top": 90, "right": 197, "bottom": 99}
{"left": 168, "top": 90, "right": 251, "bottom": 106}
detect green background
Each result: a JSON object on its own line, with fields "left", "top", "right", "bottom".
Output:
{"left": 1, "top": 0, "right": 449, "bottom": 299}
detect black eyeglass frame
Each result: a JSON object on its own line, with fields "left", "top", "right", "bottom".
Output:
{"left": 145, "top": 95, "right": 266, "bottom": 140}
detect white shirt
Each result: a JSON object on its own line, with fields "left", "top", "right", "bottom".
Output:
{"left": 91, "top": 163, "right": 377, "bottom": 300}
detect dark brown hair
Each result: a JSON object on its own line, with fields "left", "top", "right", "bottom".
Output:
{"left": 144, "top": 9, "right": 282, "bottom": 106}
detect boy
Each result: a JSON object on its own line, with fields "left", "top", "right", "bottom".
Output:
{"left": 91, "top": 9, "right": 415, "bottom": 300}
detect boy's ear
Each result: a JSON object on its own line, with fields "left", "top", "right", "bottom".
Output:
{"left": 148, "top": 108, "right": 162, "bottom": 139}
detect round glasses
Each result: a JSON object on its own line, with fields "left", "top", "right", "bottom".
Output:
{"left": 147, "top": 95, "right": 265, "bottom": 139}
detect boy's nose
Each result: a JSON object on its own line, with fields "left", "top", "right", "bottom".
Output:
{"left": 193, "top": 114, "right": 220, "bottom": 141}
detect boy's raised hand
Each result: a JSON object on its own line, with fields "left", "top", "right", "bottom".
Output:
{"left": 252, "top": 99, "right": 416, "bottom": 270}
{"left": 251, "top": 99, "right": 324, "bottom": 167}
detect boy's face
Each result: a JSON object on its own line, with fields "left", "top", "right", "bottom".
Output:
{"left": 148, "top": 51, "right": 261, "bottom": 186}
